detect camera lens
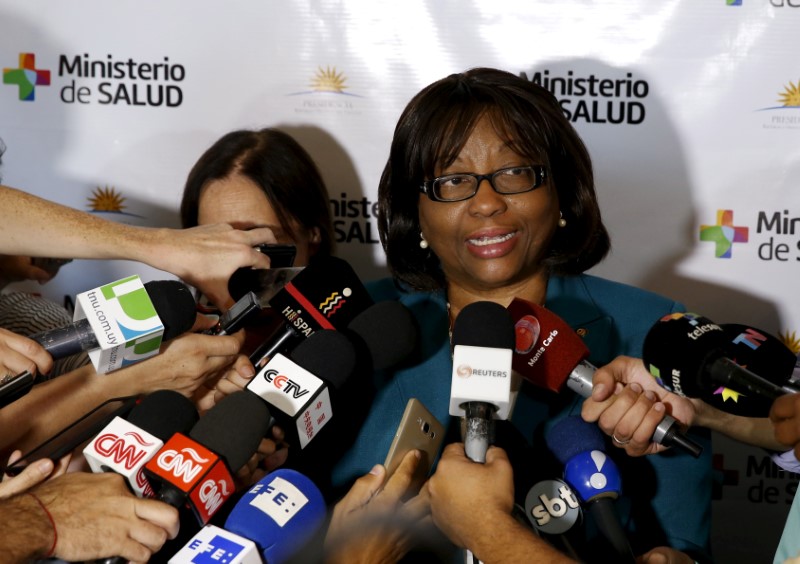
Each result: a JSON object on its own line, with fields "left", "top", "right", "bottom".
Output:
{"left": 422, "top": 422, "right": 430, "bottom": 433}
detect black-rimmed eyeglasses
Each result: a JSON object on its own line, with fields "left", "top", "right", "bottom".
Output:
{"left": 419, "top": 165, "right": 548, "bottom": 203}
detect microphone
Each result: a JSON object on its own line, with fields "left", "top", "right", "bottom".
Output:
{"left": 143, "top": 391, "right": 271, "bottom": 525}
{"left": 168, "top": 525, "right": 261, "bottom": 564}
{"left": 507, "top": 298, "right": 703, "bottom": 458}
{"left": 345, "top": 300, "right": 419, "bottom": 371}
{"left": 224, "top": 469, "right": 327, "bottom": 564}
{"left": 524, "top": 478, "right": 582, "bottom": 535}
{"left": 642, "top": 313, "right": 800, "bottom": 415}
{"left": 546, "top": 415, "right": 635, "bottom": 563}
{"left": 83, "top": 390, "right": 199, "bottom": 498}
{"left": 449, "top": 301, "right": 516, "bottom": 463}
{"left": 248, "top": 255, "right": 373, "bottom": 370}
{"left": 29, "top": 277, "right": 196, "bottom": 369}
{"left": 246, "top": 329, "right": 356, "bottom": 449}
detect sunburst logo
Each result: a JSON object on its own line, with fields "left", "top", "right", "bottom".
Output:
{"left": 778, "top": 80, "right": 800, "bottom": 107}
{"left": 88, "top": 186, "right": 126, "bottom": 212}
{"left": 714, "top": 386, "right": 745, "bottom": 402}
{"left": 780, "top": 330, "right": 800, "bottom": 354}
{"left": 310, "top": 66, "right": 347, "bottom": 93}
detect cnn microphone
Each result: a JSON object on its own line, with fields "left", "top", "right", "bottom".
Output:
{"left": 83, "top": 390, "right": 199, "bottom": 498}
{"left": 507, "top": 298, "right": 702, "bottom": 458}
{"left": 247, "top": 329, "right": 356, "bottom": 449}
{"left": 449, "top": 301, "right": 516, "bottom": 463}
{"left": 224, "top": 469, "right": 327, "bottom": 564}
{"left": 143, "top": 391, "right": 271, "bottom": 525}
{"left": 547, "top": 416, "right": 635, "bottom": 563}
{"left": 248, "top": 255, "right": 373, "bottom": 369}
{"left": 643, "top": 313, "right": 800, "bottom": 415}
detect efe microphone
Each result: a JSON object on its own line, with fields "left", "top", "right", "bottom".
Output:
{"left": 507, "top": 298, "right": 703, "bottom": 458}
{"left": 449, "top": 301, "right": 516, "bottom": 463}
{"left": 546, "top": 416, "right": 635, "bottom": 563}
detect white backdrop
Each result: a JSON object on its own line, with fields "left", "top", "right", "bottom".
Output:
{"left": 3, "top": 1, "right": 800, "bottom": 561}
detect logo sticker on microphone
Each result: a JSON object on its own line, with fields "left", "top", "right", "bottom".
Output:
{"left": 524, "top": 479, "right": 581, "bottom": 534}
{"left": 249, "top": 475, "right": 309, "bottom": 527}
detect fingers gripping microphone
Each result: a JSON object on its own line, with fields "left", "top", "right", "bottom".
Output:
{"left": 507, "top": 298, "right": 703, "bottom": 458}
{"left": 449, "top": 301, "right": 516, "bottom": 463}
{"left": 547, "top": 416, "right": 635, "bottom": 563}
{"left": 643, "top": 313, "right": 800, "bottom": 416}
{"left": 144, "top": 391, "right": 271, "bottom": 525}
{"left": 248, "top": 256, "right": 373, "bottom": 369}
{"left": 84, "top": 390, "right": 199, "bottom": 498}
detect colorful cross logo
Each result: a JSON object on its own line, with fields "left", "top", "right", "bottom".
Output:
{"left": 699, "top": 210, "right": 749, "bottom": 258}
{"left": 726, "top": 0, "right": 742, "bottom": 5}
{"left": 3, "top": 53, "right": 51, "bottom": 101}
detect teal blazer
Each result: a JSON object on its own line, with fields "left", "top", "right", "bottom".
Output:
{"left": 331, "top": 273, "right": 712, "bottom": 560}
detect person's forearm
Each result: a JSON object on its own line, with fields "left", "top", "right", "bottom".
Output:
{"left": 693, "top": 400, "right": 784, "bottom": 450}
{"left": 0, "top": 493, "right": 56, "bottom": 561}
{"left": 467, "top": 512, "right": 576, "bottom": 564}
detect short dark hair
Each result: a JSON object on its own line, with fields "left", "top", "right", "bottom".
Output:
{"left": 378, "top": 67, "right": 610, "bottom": 291}
{"left": 180, "top": 128, "right": 334, "bottom": 258}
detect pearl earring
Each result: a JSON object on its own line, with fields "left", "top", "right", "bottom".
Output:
{"left": 558, "top": 212, "right": 567, "bottom": 228}
{"left": 419, "top": 232, "right": 429, "bottom": 249}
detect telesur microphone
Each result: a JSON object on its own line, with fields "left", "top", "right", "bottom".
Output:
{"left": 247, "top": 329, "right": 356, "bottom": 449}
{"left": 144, "top": 391, "right": 271, "bottom": 525}
{"left": 547, "top": 416, "right": 635, "bottom": 563}
{"left": 30, "top": 276, "right": 196, "bottom": 372}
{"left": 643, "top": 313, "right": 800, "bottom": 415}
{"left": 249, "top": 255, "right": 373, "bottom": 369}
{"left": 449, "top": 301, "right": 516, "bottom": 463}
{"left": 83, "top": 390, "right": 199, "bottom": 498}
{"left": 224, "top": 469, "right": 327, "bottom": 564}
{"left": 507, "top": 298, "right": 702, "bottom": 458}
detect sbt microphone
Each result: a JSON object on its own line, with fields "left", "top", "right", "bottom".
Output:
{"left": 30, "top": 276, "right": 196, "bottom": 373}
{"left": 224, "top": 469, "right": 327, "bottom": 564}
{"left": 547, "top": 416, "right": 634, "bottom": 564}
{"left": 249, "top": 255, "right": 373, "bottom": 369}
{"left": 643, "top": 313, "right": 800, "bottom": 415}
{"left": 247, "top": 329, "right": 355, "bottom": 449}
{"left": 144, "top": 391, "right": 271, "bottom": 525}
{"left": 507, "top": 298, "right": 703, "bottom": 458}
{"left": 168, "top": 525, "right": 260, "bottom": 564}
{"left": 524, "top": 478, "right": 582, "bottom": 536}
{"left": 449, "top": 301, "right": 516, "bottom": 463}
{"left": 83, "top": 390, "right": 199, "bottom": 498}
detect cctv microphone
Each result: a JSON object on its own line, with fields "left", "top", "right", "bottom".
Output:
{"left": 83, "top": 390, "right": 199, "bottom": 498}
{"left": 643, "top": 313, "right": 800, "bottom": 415}
{"left": 547, "top": 416, "right": 635, "bottom": 564}
{"left": 507, "top": 298, "right": 703, "bottom": 458}
{"left": 449, "top": 301, "right": 516, "bottom": 463}
{"left": 143, "top": 391, "right": 271, "bottom": 525}
{"left": 247, "top": 329, "right": 356, "bottom": 449}
{"left": 224, "top": 469, "right": 327, "bottom": 564}
{"left": 248, "top": 255, "right": 373, "bottom": 370}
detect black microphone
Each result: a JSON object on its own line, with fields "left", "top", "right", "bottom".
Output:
{"left": 248, "top": 256, "right": 373, "bottom": 370}
{"left": 29, "top": 279, "right": 196, "bottom": 359}
{"left": 449, "top": 301, "right": 516, "bottom": 463}
{"left": 246, "top": 329, "right": 356, "bottom": 449}
{"left": 83, "top": 390, "right": 199, "bottom": 498}
{"left": 143, "top": 391, "right": 271, "bottom": 525}
{"left": 643, "top": 313, "right": 799, "bottom": 415}
{"left": 345, "top": 300, "right": 419, "bottom": 371}
{"left": 546, "top": 415, "right": 635, "bottom": 563}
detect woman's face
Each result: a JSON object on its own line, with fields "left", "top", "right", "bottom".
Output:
{"left": 417, "top": 114, "right": 559, "bottom": 294}
{"left": 197, "top": 173, "right": 320, "bottom": 267}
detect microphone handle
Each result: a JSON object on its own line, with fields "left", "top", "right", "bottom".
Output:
{"left": 29, "top": 317, "right": 97, "bottom": 358}
{"left": 708, "top": 357, "right": 798, "bottom": 400}
{"left": 248, "top": 325, "right": 301, "bottom": 370}
{"left": 588, "top": 498, "right": 636, "bottom": 563}
{"left": 462, "top": 401, "right": 496, "bottom": 463}
{"left": 567, "top": 361, "right": 703, "bottom": 458}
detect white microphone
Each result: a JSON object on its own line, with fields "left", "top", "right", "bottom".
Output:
{"left": 449, "top": 301, "right": 517, "bottom": 463}
{"left": 168, "top": 525, "right": 261, "bottom": 564}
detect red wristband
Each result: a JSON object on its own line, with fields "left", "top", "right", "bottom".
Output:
{"left": 27, "top": 492, "right": 57, "bottom": 558}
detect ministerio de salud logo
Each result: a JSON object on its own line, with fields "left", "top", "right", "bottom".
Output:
{"left": 2, "top": 53, "right": 50, "bottom": 101}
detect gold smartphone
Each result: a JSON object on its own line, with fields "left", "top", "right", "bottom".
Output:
{"left": 383, "top": 398, "right": 445, "bottom": 492}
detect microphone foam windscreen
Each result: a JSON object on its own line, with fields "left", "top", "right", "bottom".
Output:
{"left": 545, "top": 415, "right": 605, "bottom": 465}
{"left": 346, "top": 300, "right": 419, "bottom": 370}
{"left": 127, "top": 390, "right": 199, "bottom": 440}
{"left": 144, "top": 280, "right": 196, "bottom": 340}
{"left": 289, "top": 329, "right": 356, "bottom": 389}
{"left": 451, "top": 301, "right": 515, "bottom": 349}
{"left": 225, "top": 469, "right": 326, "bottom": 564}
{"left": 189, "top": 391, "right": 271, "bottom": 471}
{"left": 507, "top": 298, "right": 589, "bottom": 392}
